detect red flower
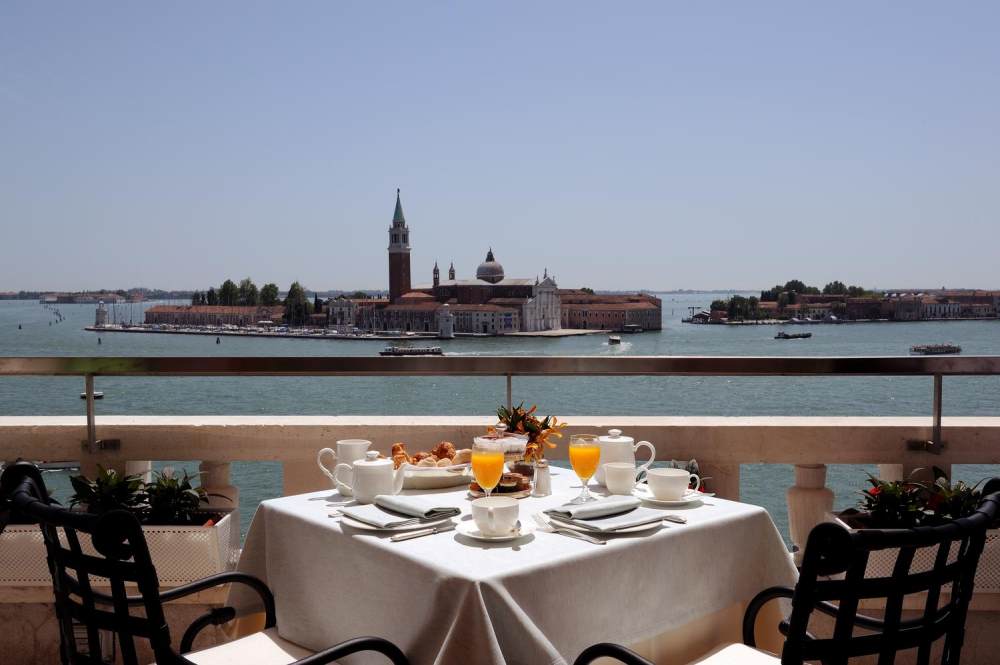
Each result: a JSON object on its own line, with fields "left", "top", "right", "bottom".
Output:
{"left": 868, "top": 486, "right": 882, "bottom": 496}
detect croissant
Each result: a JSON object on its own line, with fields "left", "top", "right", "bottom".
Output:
{"left": 417, "top": 457, "right": 438, "bottom": 467}
{"left": 432, "top": 441, "right": 456, "bottom": 460}
{"left": 436, "top": 457, "right": 452, "bottom": 467}
{"left": 452, "top": 448, "right": 472, "bottom": 465}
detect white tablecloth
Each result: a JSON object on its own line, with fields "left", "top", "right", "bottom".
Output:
{"left": 231, "top": 472, "right": 796, "bottom": 665}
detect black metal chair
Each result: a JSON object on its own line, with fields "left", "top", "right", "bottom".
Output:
{"left": 0, "top": 462, "right": 409, "bottom": 665}
{"left": 575, "top": 479, "right": 1000, "bottom": 665}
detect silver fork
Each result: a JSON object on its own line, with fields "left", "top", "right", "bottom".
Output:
{"left": 532, "top": 512, "right": 606, "bottom": 545}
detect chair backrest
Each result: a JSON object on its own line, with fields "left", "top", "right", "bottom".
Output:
{"left": 784, "top": 479, "right": 1000, "bottom": 665}
{"left": 1, "top": 462, "right": 184, "bottom": 665}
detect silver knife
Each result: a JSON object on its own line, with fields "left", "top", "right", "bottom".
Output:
{"left": 390, "top": 521, "right": 456, "bottom": 542}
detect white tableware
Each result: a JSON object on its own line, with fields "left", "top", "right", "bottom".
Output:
{"left": 471, "top": 496, "right": 519, "bottom": 536}
{"left": 456, "top": 520, "right": 534, "bottom": 542}
{"left": 334, "top": 451, "right": 408, "bottom": 504}
{"left": 603, "top": 462, "right": 638, "bottom": 495}
{"left": 340, "top": 514, "right": 454, "bottom": 532}
{"left": 594, "top": 429, "right": 655, "bottom": 486}
{"left": 633, "top": 485, "right": 709, "bottom": 507}
{"left": 317, "top": 439, "right": 372, "bottom": 497}
{"left": 403, "top": 464, "right": 471, "bottom": 490}
{"left": 531, "top": 460, "right": 552, "bottom": 497}
{"left": 646, "top": 467, "right": 701, "bottom": 501}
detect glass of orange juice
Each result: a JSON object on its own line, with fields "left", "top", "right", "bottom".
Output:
{"left": 568, "top": 434, "right": 601, "bottom": 503}
{"left": 472, "top": 439, "right": 505, "bottom": 498}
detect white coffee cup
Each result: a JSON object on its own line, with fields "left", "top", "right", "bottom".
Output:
{"left": 603, "top": 462, "right": 638, "bottom": 495}
{"left": 646, "top": 468, "right": 701, "bottom": 501}
{"left": 317, "top": 439, "right": 372, "bottom": 497}
{"left": 471, "top": 496, "right": 519, "bottom": 536}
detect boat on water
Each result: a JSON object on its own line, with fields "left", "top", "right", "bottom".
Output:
{"left": 910, "top": 344, "right": 961, "bottom": 355}
{"left": 608, "top": 335, "right": 622, "bottom": 345}
{"left": 775, "top": 331, "right": 812, "bottom": 340}
{"left": 79, "top": 391, "right": 104, "bottom": 399}
{"left": 380, "top": 346, "right": 444, "bottom": 356}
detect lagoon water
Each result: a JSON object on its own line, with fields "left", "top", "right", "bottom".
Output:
{"left": 2, "top": 296, "right": 999, "bottom": 540}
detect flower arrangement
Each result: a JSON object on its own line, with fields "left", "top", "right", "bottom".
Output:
{"left": 854, "top": 467, "right": 987, "bottom": 529}
{"left": 495, "top": 402, "right": 567, "bottom": 464}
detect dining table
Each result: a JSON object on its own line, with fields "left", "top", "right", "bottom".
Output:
{"left": 230, "top": 468, "right": 798, "bottom": 665}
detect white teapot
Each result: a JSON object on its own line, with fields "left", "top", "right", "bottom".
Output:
{"left": 334, "top": 451, "right": 408, "bottom": 504}
{"left": 594, "top": 429, "right": 656, "bottom": 486}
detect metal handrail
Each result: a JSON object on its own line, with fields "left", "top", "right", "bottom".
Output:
{"left": 3, "top": 355, "right": 998, "bottom": 451}
{"left": 1, "top": 355, "right": 999, "bottom": 376}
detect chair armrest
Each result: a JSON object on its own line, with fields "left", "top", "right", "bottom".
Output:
{"left": 292, "top": 637, "right": 409, "bottom": 665}
{"left": 574, "top": 642, "right": 653, "bottom": 665}
{"left": 743, "top": 586, "right": 795, "bottom": 646}
{"left": 808, "top": 600, "right": 895, "bottom": 631}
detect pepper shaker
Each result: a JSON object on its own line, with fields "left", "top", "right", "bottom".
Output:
{"left": 532, "top": 460, "right": 552, "bottom": 497}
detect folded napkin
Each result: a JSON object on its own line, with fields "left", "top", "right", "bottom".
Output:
{"left": 340, "top": 495, "right": 460, "bottom": 529}
{"left": 545, "top": 497, "right": 664, "bottom": 533}
{"left": 546, "top": 496, "right": 640, "bottom": 520}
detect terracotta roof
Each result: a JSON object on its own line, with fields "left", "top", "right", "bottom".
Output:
{"left": 382, "top": 302, "right": 443, "bottom": 312}
{"left": 400, "top": 291, "right": 435, "bottom": 300}
{"left": 488, "top": 297, "right": 528, "bottom": 305}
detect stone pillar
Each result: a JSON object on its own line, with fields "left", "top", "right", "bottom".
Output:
{"left": 200, "top": 460, "right": 239, "bottom": 510}
{"left": 787, "top": 464, "right": 834, "bottom": 565}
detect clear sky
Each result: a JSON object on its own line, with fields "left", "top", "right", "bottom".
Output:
{"left": 1, "top": 2, "right": 997, "bottom": 292}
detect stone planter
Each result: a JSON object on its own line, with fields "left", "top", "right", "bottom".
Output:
{"left": 0, "top": 510, "right": 239, "bottom": 586}
{"left": 829, "top": 511, "right": 1000, "bottom": 593}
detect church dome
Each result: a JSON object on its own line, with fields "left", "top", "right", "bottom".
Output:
{"left": 476, "top": 248, "right": 505, "bottom": 284}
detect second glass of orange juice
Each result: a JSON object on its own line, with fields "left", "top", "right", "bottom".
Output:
{"left": 472, "top": 440, "right": 505, "bottom": 498}
{"left": 568, "top": 434, "right": 601, "bottom": 503}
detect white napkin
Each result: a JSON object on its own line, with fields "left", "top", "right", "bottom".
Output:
{"left": 340, "top": 496, "right": 460, "bottom": 529}
{"left": 545, "top": 497, "right": 665, "bottom": 533}
{"left": 374, "top": 494, "right": 461, "bottom": 520}
{"left": 546, "top": 496, "right": 641, "bottom": 520}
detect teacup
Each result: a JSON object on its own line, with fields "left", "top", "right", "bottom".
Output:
{"left": 646, "top": 468, "right": 701, "bottom": 501}
{"left": 317, "top": 439, "right": 372, "bottom": 497}
{"left": 603, "top": 462, "right": 638, "bottom": 495}
{"left": 471, "top": 496, "right": 519, "bottom": 536}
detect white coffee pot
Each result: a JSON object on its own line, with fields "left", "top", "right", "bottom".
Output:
{"left": 594, "top": 429, "right": 656, "bottom": 486}
{"left": 334, "top": 451, "right": 408, "bottom": 504}
{"left": 317, "top": 439, "right": 372, "bottom": 497}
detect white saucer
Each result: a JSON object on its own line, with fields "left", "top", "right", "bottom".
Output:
{"left": 456, "top": 520, "right": 535, "bottom": 541}
{"left": 340, "top": 515, "right": 454, "bottom": 532}
{"left": 632, "top": 487, "right": 710, "bottom": 507}
{"left": 548, "top": 517, "right": 662, "bottom": 535}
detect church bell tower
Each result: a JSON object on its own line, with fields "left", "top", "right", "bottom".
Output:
{"left": 387, "top": 188, "right": 411, "bottom": 302}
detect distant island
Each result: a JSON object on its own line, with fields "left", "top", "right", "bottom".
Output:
{"left": 686, "top": 280, "right": 999, "bottom": 324}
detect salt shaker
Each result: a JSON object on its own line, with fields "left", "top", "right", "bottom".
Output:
{"left": 531, "top": 460, "right": 552, "bottom": 497}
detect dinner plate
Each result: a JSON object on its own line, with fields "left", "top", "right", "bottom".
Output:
{"left": 546, "top": 516, "right": 663, "bottom": 535}
{"left": 403, "top": 464, "right": 471, "bottom": 490}
{"left": 632, "top": 487, "right": 711, "bottom": 507}
{"left": 456, "top": 520, "right": 535, "bottom": 541}
{"left": 340, "top": 514, "right": 455, "bottom": 532}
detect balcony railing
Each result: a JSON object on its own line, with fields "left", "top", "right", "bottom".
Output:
{"left": 2, "top": 355, "right": 1000, "bottom": 561}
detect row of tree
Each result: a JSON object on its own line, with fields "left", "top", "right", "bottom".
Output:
{"left": 191, "top": 279, "right": 281, "bottom": 307}
{"left": 190, "top": 279, "right": 329, "bottom": 326}
{"left": 760, "top": 279, "right": 874, "bottom": 303}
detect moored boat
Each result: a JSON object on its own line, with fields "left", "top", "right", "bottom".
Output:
{"left": 775, "top": 331, "right": 812, "bottom": 340}
{"left": 380, "top": 346, "right": 444, "bottom": 356}
{"left": 910, "top": 344, "right": 961, "bottom": 355}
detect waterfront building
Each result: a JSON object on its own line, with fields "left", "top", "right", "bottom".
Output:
{"left": 327, "top": 296, "right": 358, "bottom": 332}
{"left": 558, "top": 291, "right": 663, "bottom": 331}
{"left": 145, "top": 305, "right": 284, "bottom": 326}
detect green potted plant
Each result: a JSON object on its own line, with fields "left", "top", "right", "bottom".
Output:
{"left": 68, "top": 465, "right": 146, "bottom": 514}
{"left": 1, "top": 465, "right": 237, "bottom": 587}
{"left": 832, "top": 468, "right": 1000, "bottom": 593}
